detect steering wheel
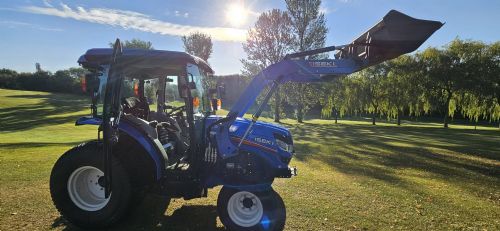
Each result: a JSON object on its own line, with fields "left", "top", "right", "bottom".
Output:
{"left": 164, "top": 104, "right": 185, "bottom": 116}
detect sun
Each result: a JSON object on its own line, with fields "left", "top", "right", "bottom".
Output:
{"left": 226, "top": 2, "right": 248, "bottom": 27}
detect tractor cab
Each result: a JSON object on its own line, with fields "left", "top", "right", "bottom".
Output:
{"left": 78, "top": 46, "right": 218, "bottom": 189}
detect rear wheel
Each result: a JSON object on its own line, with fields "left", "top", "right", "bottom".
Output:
{"left": 50, "top": 142, "right": 132, "bottom": 228}
{"left": 217, "top": 187, "right": 286, "bottom": 231}
{"left": 67, "top": 166, "right": 110, "bottom": 211}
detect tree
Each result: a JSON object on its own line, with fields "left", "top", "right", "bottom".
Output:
{"left": 319, "top": 77, "right": 346, "bottom": 123}
{"left": 182, "top": 32, "right": 213, "bottom": 62}
{"left": 341, "top": 76, "right": 366, "bottom": 117}
{"left": 419, "top": 39, "right": 483, "bottom": 128}
{"left": 351, "top": 65, "right": 388, "bottom": 125}
{"left": 241, "top": 9, "right": 295, "bottom": 122}
{"left": 419, "top": 48, "right": 455, "bottom": 128}
{"left": 0, "top": 69, "right": 19, "bottom": 89}
{"left": 285, "top": 0, "right": 328, "bottom": 123}
{"left": 109, "top": 38, "right": 154, "bottom": 49}
{"left": 182, "top": 31, "right": 214, "bottom": 98}
{"left": 384, "top": 55, "right": 422, "bottom": 125}
{"left": 484, "top": 41, "right": 500, "bottom": 127}
{"left": 455, "top": 41, "right": 500, "bottom": 127}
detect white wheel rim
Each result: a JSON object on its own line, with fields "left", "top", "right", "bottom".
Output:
{"left": 67, "top": 166, "right": 110, "bottom": 211}
{"left": 227, "top": 191, "right": 263, "bottom": 227}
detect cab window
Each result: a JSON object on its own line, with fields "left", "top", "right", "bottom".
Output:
{"left": 186, "top": 63, "right": 208, "bottom": 115}
{"left": 164, "top": 76, "right": 185, "bottom": 108}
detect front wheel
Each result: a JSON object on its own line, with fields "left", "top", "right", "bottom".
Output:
{"left": 50, "top": 142, "right": 132, "bottom": 228}
{"left": 217, "top": 187, "right": 286, "bottom": 231}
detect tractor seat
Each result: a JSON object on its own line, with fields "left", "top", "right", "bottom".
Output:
{"left": 122, "top": 97, "right": 150, "bottom": 119}
{"left": 122, "top": 114, "right": 158, "bottom": 140}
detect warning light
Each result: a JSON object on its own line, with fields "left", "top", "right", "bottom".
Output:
{"left": 134, "top": 82, "right": 139, "bottom": 96}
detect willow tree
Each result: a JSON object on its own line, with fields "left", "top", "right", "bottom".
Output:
{"left": 383, "top": 55, "right": 423, "bottom": 125}
{"left": 319, "top": 77, "right": 346, "bottom": 123}
{"left": 419, "top": 48, "right": 456, "bottom": 128}
{"left": 457, "top": 41, "right": 500, "bottom": 127}
{"left": 349, "top": 65, "right": 388, "bottom": 125}
{"left": 241, "top": 9, "right": 295, "bottom": 122}
{"left": 419, "top": 39, "right": 499, "bottom": 128}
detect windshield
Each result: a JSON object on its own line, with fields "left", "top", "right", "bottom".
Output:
{"left": 186, "top": 63, "right": 209, "bottom": 116}
{"left": 93, "top": 66, "right": 158, "bottom": 117}
{"left": 165, "top": 76, "right": 185, "bottom": 108}
{"left": 91, "top": 63, "right": 210, "bottom": 118}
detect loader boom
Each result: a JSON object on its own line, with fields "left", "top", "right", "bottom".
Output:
{"left": 215, "top": 10, "right": 443, "bottom": 158}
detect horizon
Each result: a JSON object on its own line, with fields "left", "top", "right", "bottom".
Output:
{"left": 0, "top": 0, "right": 499, "bottom": 75}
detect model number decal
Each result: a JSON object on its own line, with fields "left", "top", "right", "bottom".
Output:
{"left": 309, "top": 61, "right": 336, "bottom": 67}
{"left": 254, "top": 137, "right": 273, "bottom": 146}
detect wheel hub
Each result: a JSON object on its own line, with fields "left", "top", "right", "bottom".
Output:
{"left": 242, "top": 197, "right": 254, "bottom": 209}
{"left": 67, "top": 166, "right": 110, "bottom": 211}
{"left": 97, "top": 175, "right": 105, "bottom": 187}
{"left": 227, "top": 191, "right": 263, "bottom": 227}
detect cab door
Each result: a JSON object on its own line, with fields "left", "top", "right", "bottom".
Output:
{"left": 101, "top": 39, "right": 124, "bottom": 197}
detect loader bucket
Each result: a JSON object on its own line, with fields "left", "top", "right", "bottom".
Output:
{"left": 336, "top": 10, "right": 443, "bottom": 67}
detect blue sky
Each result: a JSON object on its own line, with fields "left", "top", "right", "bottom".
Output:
{"left": 0, "top": 0, "right": 499, "bottom": 75}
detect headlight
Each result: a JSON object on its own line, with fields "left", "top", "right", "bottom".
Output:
{"left": 229, "top": 125, "right": 238, "bottom": 132}
{"left": 276, "top": 138, "right": 293, "bottom": 153}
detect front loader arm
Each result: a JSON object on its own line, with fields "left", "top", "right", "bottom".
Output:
{"left": 215, "top": 10, "right": 442, "bottom": 158}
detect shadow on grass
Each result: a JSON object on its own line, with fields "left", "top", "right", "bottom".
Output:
{"left": 51, "top": 194, "right": 225, "bottom": 231}
{"left": 0, "top": 94, "right": 88, "bottom": 131}
{"left": 0, "top": 142, "right": 84, "bottom": 149}
{"left": 289, "top": 122, "right": 500, "bottom": 194}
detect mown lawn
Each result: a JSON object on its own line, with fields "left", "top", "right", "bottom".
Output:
{"left": 0, "top": 88, "right": 499, "bottom": 230}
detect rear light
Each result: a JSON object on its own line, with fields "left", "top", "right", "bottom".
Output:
{"left": 81, "top": 76, "right": 87, "bottom": 93}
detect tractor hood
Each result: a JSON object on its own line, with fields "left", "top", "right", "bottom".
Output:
{"left": 206, "top": 116, "right": 292, "bottom": 159}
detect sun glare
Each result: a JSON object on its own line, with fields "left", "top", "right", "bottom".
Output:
{"left": 226, "top": 2, "right": 248, "bottom": 27}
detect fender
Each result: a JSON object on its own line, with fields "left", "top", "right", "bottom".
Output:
{"left": 76, "top": 116, "right": 166, "bottom": 180}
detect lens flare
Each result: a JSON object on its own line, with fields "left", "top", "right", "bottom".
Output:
{"left": 226, "top": 2, "right": 248, "bottom": 27}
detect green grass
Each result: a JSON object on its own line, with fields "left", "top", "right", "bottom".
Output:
{"left": 0, "top": 88, "right": 499, "bottom": 230}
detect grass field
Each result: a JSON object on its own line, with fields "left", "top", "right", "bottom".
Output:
{"left": 0, "top": 88, "right": 499, "bottom": 230}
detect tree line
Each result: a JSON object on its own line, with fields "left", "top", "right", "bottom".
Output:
{"left": 0, "top": 68, "right": 86, "bottom": 94}
{"left": 318, "top": 39, "right": 499, "bottom": 128}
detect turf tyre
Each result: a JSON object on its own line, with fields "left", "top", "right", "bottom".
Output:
{"left": 50, "top": 141, "right": 132, "bottom": 228}
{"left": 217, "top": 186, "right": 286, "bottom": 231}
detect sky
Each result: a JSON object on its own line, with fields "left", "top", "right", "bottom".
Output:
{"left": 0, "top": 0, "right": 499, "bottom": 75}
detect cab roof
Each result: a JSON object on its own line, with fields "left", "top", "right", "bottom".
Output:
{"left": 78, "top": 48, "right": 214, "bottom": 77}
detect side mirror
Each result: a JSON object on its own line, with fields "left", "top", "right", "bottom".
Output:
{"left": 187, "top": 73, "right": 196, "bottom": 89}
{"left": 188, "top": 82, "right": 197, "bottom": 89}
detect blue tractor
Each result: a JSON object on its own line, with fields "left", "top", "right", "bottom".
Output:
{"left": 50, "top": 10, "right": 442, "bottom": 230}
